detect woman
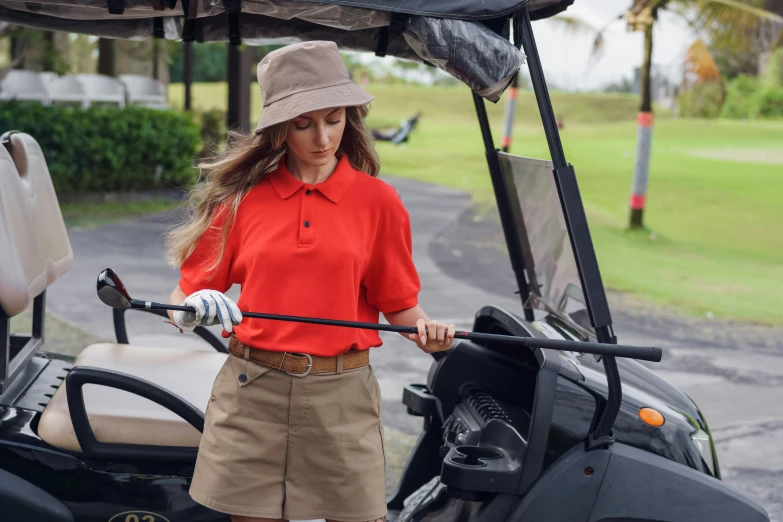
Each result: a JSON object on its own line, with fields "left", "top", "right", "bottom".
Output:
{"left": 164, "top": 41, "right": 455, "bottom": 522}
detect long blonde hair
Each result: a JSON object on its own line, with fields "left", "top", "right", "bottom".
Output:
{"left": 165, "top": 104, "right": 379, "bottom": 276}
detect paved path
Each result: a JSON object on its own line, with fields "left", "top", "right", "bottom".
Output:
{"left": 46, "top": 175, "right": 783, "bottom": 520}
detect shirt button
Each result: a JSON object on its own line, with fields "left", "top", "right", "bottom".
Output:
{"left": 305, "top": 189, "right": 312, "bottom": 195}
{"left": 238, "top": 374, "right": 247, "bottom": 383}
{"left": 304, "top": 221, "right": 311, "bottom": 228}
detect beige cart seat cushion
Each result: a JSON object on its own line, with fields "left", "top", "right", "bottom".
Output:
{"left": 38, "top": 343, "right": 228, "bottom": 452}
{"left": 0, "top": 132, "right": 73, "bottom": 317}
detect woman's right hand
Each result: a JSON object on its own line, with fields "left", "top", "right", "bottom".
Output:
{"left": 173, "top": 289, "right": 242, "bottom": 333}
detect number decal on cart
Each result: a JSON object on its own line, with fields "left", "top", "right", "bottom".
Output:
{"left": 108, "top": 512, "right": 170, "bottom": 522}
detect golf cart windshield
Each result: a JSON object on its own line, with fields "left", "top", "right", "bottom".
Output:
{"left": 498, "top": 153, "right": 592, "bottom": 335}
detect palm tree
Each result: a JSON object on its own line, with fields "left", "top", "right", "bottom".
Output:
{"left": 504, "top": 3, "right": 780, "bottom": 211}
{"left": 622, "top": 0, "right": 782, "bottom": 228}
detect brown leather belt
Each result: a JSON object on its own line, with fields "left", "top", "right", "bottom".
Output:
{"left": 228, "top": 335, "right": 369, "bottom": 377}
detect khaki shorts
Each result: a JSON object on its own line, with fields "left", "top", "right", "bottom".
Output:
{"left": 189, "top": 351, "right": 386, "bottom": 521}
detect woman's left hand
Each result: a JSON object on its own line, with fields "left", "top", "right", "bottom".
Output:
{"left": 407, "top": 319, "right": 456, "bottom": 353}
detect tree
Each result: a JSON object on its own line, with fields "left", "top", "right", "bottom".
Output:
{"left": 553, "top": 2, "right": 781, "bottom": 228}
{"left": 167, "top": 42, "right": 281, "bottom": 83}
{"left": 69, "top": 34, "right": 96, "bottom": 74}
{"left": 4, "top": 27, "right": 68, "bottom": 74}
{"left": 97, "top": 38, "right": 115, "bottom": 76}
{"left": 622, "top": 0, "right": 782, "bottom": 228}
{"left": 703, "top": 0, "right": 783, "bottom": 78}
{"left": 168, "top": 41, "right": 228, "bottom": 82}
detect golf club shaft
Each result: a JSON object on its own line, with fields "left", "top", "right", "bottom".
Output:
{"left": 133, "top": 299, "right": 662, "bottom": 362}
{"left": 134, "top": 299, "right": 419, "bottom": 334}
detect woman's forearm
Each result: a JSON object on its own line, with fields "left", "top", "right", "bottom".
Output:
{"left": 167, "top": 285, "right": 188, "bottom": 322}
{"left": 385, "top": 304, "right": 432, "bottom": 342}
{"left": 384, "top": 304, "right": 429, "bottom": 330}
{"left": 384, "top": 303, "right": 454, "bottom": 352}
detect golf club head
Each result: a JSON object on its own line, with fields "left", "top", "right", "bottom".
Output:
{"left": 97, "top": 268, "right": 133, "bottom": 309}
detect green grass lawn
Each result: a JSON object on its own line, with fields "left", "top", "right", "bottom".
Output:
{"left": 61, "top": 199, "right": 181, "bottom": 229}
{"left": 169, "top": 83, "right": 783, "bottom": 325}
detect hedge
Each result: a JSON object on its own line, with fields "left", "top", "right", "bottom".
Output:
{"left": 720, "top": 75, "right": 760, "bottom": 119}
{"left": 677, "top": 82, "right": 724, "bottom": 119}
{"left": 0, "top": 102, "right": 201, "bottom": 195}
{"left": 719, "top": 75, "right": 783, "bottom": 120}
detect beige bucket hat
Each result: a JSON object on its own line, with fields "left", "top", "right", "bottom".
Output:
{"left": 254, "top": 40, "right": 374, "bottom": 133}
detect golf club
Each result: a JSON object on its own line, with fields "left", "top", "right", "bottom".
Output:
{"left": 97, "top": 268, "right": 663, "bottom": 362}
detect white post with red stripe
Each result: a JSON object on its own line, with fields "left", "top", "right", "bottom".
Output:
{"left": 501, "top": 75, "right": 519, "bottom": 152}
{"left": 629, "top": 111, "right": 653, "bottom": 228}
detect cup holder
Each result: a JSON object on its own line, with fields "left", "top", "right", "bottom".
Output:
{"left": 409, "top": 383, "right": 432, "bottom": 395}
{"left": 403, "top": 384, "right": 438, "bottom": 417}
{"left": 451, "top": 445, "right": 503, "bottom": 467}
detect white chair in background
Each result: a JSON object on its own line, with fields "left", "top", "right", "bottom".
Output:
{"left": 118, "top": 74, "right": 168, "bottom": 109}
{"left": 41, "top": 73, "right": 89, "bottom": 108}
{"left": 0, "top": 70, "right": 51, "bottom": 105}
{"left": 74, "top": 73, "right": 125, "bottom": 108}
{"left": 38, "top": 71, "right": 58, "bottom": 86}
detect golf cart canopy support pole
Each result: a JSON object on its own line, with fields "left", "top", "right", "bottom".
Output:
{"left": 227, "top": 44, "right": 251, "bottom": 132}
{"left": 473, "top": 91, "right": 535, "bottom": 322}
{"left": 519, "top": 11, "right": 613, "bottom": 333}
{"left": 0, "top": 293, "right": 45, "bottom": 394}
{"left": 518, "top": 9, "right": 620, "bottom": 448}
{"left": 183, "top": 41, "right": 194, "bottom": 111}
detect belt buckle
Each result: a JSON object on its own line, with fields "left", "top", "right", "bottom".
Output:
{"left": 282, "top": 352, "right": 312, "bottom": 377}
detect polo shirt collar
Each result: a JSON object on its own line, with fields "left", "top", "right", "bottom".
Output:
{"left": 270, "top": 154, "right": 356, "bottom": 204}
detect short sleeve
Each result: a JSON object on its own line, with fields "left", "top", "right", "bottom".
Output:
{"left": 178, "top": 205, "right": 236, "bottom": 295}
{"left": 362, "top": 193, "right": 420, "bottom": 313}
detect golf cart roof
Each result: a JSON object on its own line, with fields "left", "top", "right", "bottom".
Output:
{"left": 0, "top": 0, "right": 577, "bottom": 25}
{"left": 0, "top": 0, "right": 576, "bottom": 102}
{"left": 280, "top": 0, "right": 576, "bottom": 19}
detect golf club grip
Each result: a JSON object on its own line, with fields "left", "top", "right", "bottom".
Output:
{"left": 458, "top": 331, "right": 662, "bottom": 362}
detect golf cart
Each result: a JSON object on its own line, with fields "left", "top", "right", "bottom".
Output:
{"left": 371, "top": 112, "right": 422, "bottom": 144}
{"left": 0, "top": 1, "right": 770, "bottom": 521}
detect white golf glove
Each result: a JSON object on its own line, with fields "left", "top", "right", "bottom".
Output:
{"left": 173, "top": 289, "right": 242, "bottom": 333}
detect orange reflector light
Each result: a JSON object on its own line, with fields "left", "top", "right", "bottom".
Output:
{"left": 639, "top": 407, "right": 664, "bottom": 426}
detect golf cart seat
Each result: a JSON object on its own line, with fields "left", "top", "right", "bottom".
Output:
{"left": 0, "top": 131, "right": 223, "bottom": 454}
{"left": 37, "top": 343, "right": 226, "bottom": 452}
{"left": 0, "top": 131, "right": 73, "bottom": 317}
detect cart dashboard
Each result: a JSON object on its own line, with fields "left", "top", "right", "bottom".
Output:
{"left": 441, "top": 386, "right": 532, "bottom": 449}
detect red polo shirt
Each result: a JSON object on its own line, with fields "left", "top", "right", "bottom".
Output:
{"left": 178, "top": 155, "right": 421, "bottom": 356}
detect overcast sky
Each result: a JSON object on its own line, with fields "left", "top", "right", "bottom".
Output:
{"left": 530, "top": 0, "right": 695, "bottom": 90}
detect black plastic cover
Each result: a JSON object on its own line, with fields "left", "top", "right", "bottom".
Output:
{"left": 0, "top": 0, "right": 576, "bottom": 23}
{"left": 510, "top": 445, "right": 611, "bottom": 521}
{"left": 402, "top": 383, "right": 439, "bottom": 417}
{"left": 0, "top": 468, "right": 75, "bottom": 522}
{"left": 295, "top": 0, "right": 577, "bottom": 20}
{"left": 588, "top": 443, "right": 769, "bottom": 522}
{"left": 295, "top": 0, "right": 528, "bottom": 19}
{"left": 403, "top": 16, "right": 525, "bottom": 102}
{"left": 441, "top": 420, "right": 527, "bottom": 494}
